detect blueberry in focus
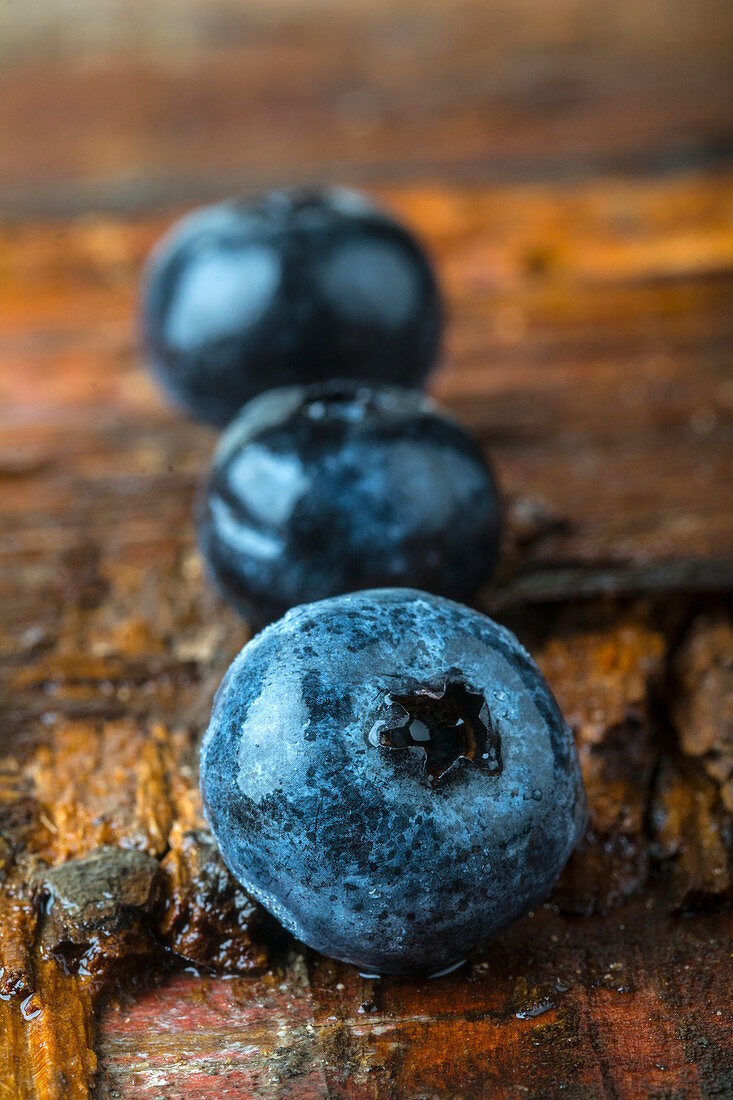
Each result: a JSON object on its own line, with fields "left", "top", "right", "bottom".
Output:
{"left": 200, "top": 588, "right": 586, "bottom": 976}
{"left": 141, "top": 188, "right": 442, "bottom": 425}
{"left": 197, "top": 380, "right": 502, "bottom": 627}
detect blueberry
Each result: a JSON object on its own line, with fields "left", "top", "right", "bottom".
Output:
{"left": 200, "top": 588, "right": 586, "bottom": 976}
{"left": 197, "top": 380, "right": 501, "bottom": 627}
{"left": 141, "top": 188, "right": 442, "bottom": 425}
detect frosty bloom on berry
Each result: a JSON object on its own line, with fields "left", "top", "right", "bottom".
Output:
{"left": 200, "top": 588, "right": 586, "bottom": 976}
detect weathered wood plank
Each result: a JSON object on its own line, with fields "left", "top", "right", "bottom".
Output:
{"left": 1, "top": 174, "right": 732, "bottom": 1097}
{"left": 1, "top": 175, "right": 731, "bottom": 619}
{"left": 94, "top": 900, "right": 733, "bottom": 1099}
{"left": 1, "top": 0, "right": 733, "bottom": 213}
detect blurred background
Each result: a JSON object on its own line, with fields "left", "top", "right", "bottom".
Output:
{"left": 2, "top": 0, "right": 733, "bottom": 215}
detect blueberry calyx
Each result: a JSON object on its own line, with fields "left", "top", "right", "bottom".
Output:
{"left": 368, "top": 679, "right": 501, "bottom": 787}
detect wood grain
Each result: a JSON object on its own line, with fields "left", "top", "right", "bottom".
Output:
{"left": 1, "top": 174, "right": 732, "bottom": 619}
{"left": 1, "top": 171, "right": 732, "bottom": 1096}
{"left": 95, "top": 902, "right": 733, "bottom": 1099}
{"left": 1, "top": 0, "right": 733, "bottom": 214}
{"left": 1, "top": 4, "right": 732, "bottom": 1086}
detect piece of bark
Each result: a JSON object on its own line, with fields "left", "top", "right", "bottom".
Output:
{"left": 38, "top": 847, "right": 164, "bottom": 984}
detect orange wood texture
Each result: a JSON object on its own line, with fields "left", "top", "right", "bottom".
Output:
{"left": 1, "top": 0, "right": 733, "bottom": 214}
{"left": 1, "top": 2, "right": 732, "bottom": 1097}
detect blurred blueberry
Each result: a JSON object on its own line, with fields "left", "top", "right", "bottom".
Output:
{"left": 200, "top": 588, "right": 586, "bottom": 975}
{"left": 197, "top": 380, "right": 502, "bottom": 627}
{"left": 141, "top": 188, "right": 442, "bottom": 425}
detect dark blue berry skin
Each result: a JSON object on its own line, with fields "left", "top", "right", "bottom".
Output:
{"left": 197, "top": 381, "right": 502, "bottom": 628}
{"left": 200, "top": 588, "right": 586, "bottom": 976}
{"left": 141, "top": 188, "right": 442, "bottom": 426}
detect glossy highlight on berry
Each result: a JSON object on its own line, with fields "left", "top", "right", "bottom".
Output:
{"left": 197, "top": 380, "right": 502, "bottom": 627}
{"left": 141, "top": 187, "right": 443, "bottom": 425}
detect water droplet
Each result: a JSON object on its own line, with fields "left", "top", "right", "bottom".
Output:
{"left": 515, "top": 998, "right": 554, "bottom": 1019}
{"left": 21, "top": 995, "right": 42, "bottom": 1022}
{"left": 428, "top": 958, "right": 466, "bottom": 979}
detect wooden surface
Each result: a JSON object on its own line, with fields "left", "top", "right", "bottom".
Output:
{"left": 1, "top": 2, "right": 733, "bottom": 1097}
{"left": 2, "top": 0, "right": 733, "bottom": 214}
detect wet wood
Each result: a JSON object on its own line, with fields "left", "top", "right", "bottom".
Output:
{"left": 1, "top": 1, "right": 732, "bottom": 1086}
{"left": 1, "top": 171, "right": 731, "bottom": 1096}
{"left": 95, "top": 901, "right": 733, "bottom": 1099}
